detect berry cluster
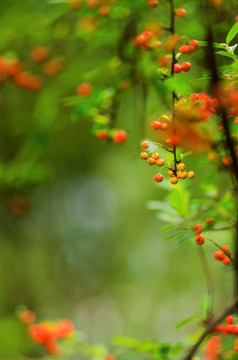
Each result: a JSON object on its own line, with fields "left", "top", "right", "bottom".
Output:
{"left": 213, "top": 316, "right": 238, "bottom": 351}
{"left": 193, "top": 219, "right": 232, "bottom": 265}
{"left": 18, "top": 309, "right": 74, "bottom": 356}
{"left": 213, "top": 245, "right": 231, "bottom": 265}
{"left": 175, "top": 92, "right": 218, "bottom": 122}
{"left": 0, "top": 56, "right": 43, "bottom": 92}
{"left": 68, "top": 0, "right": 117, "bottom": 17}
{"left": 140, "top": 140, "right": 195, "bottom": 184}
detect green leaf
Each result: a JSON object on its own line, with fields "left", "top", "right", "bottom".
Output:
{"left": 160, "top": 224, "right": 175, "bottom": 233}
{"left": 168, "top": 188, "right": 190, "bottom": 217}
{"left": 198, "top": 40, "right": 226, "bottom": 49}
{"left": 200, "top": 295, "right": 212, "bottom": 319}
{"left": 215, "top": 51, "right": 238, "bottom": 61}
{"left": 175, "top": 315, "right": 200, "bottom": 329}
{"left": 180, "top": 151, "right": 193, "bottom": 159}
{"left": 226, "top": 22, "right": 238, "bottom": 45}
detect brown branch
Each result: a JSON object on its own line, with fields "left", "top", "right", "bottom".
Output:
{"left": 183, "top": 295, "right": 238, "bottom": 360}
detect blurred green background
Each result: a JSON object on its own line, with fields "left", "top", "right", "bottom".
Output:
{"left": 0, "top": 0, "right": 236, "bottom": 357}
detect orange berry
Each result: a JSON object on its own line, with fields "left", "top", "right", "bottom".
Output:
{"left": 152, "top": 153, "right": 160, "bottom": 160}
{"left": 77, "top": 82, "right": 93, "bottom": 96}
{"left": 148, "top": 0, "right": 159, "bottom": 7}
{"left": 96, "top": 130, "right": 108, "bottom": 139}
{"left": 168, "top": 170, "right": 174, "bottom": 177}
{"left": 156, "top": 159, "right": 164, "bottom": 166}
{"left": 31, "top": 46, "right": 49, "bottom": 62}
{"left": 140, "top": 152, "right": 148, "bottom": 159}
{"left": 188, "top": 171, "right": 195, "bottom": 179}
{"left": 166, "top": 136, "right": 180, "bottom": 146}
{"left": 43, "top": 59, "right": 64, "bottom": 76}
{"left": 177, "top": 163, "right": 185, "bottom": 171}
{"left": 160, "top": 123, "right": 168, "bottom": 130}
{"left": 181, "top": 172, "right": 187, "bottom": 179}
{"left": 176, "top": 8, "right": 186, "bottom": 18}
{"left": 148, "top": 158, "right": 156, "bottom": 165}
{"left": 154, "top": 173, "right": 163, "bottom": 182}
{"left": 98, "top": 5, "right": 109, "bottom": 16}
{"left": 18, "top": 310, "right": 36, "bottom": 324}
{"left": 141, "top": 140, "right": 149, "bottom": 149}
{"left": 177, "top": 171, "right": 183, "bottom": 179}
{"left": 222, "top": 156, "right": 233, "bottom": 166}
{"left": 170, "top": 177, "right": 178, "bottom": 184}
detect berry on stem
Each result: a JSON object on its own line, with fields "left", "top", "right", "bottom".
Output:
{"left": 113, "top": 130, "right": 128, "bottom": 144}
{"left": 176, "top": 8, "right": 187, "bottom": 18}
{"left": 193, "top": 224, "right": 202, "bottom": 235}
{"left": 154, "top": 173, "right": 163, "bottom": 182}
{"left": 181, "top": 62, "right": 191, "bottom": 72}
{"left": 141, "top": 140, "right": 149, "bottom": 149}
{"left": 140, "top": 152, "right": 148, "bottom": 159}
{"left": 196, "top": 235, "right": 205, "bottom": 245}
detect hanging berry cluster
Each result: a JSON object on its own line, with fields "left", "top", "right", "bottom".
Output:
{"left": 213, "top": 316, "right": 238, "bottom": 352}
{"left": 193, "top": 218, "right": 232, "bottom": 266}
{"left": 18, "top": 309, "right": 74, "bottom": 356}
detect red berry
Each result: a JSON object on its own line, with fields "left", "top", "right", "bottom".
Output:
{"left": 189, "top": 93, "right": 199, "bottom": 101}
{"left": 176, "top": 8, "right": 187, "bottom": 18}
{"left": 196, "top": 235, "right": 205, "bottom": 245}
{"left": 154, "top": 173, "right": 163, "bottom": 182}
{"left": 193, "top": 224, "right": 202, "bottom": 235}
{"left": 236, "top": 15, "right": 238, "bottom": 22}
{"left": 96, "top": 130, "right": 108, "bottom": 139}
{"left": 190, "top": 40, "right": 199, "bottom": 49}
{"left": 151, "top": 121, "right": 161, "bottom": 129}
{"left": 148, "top": 0, "right": 159, "bottom": 7}
{"left": 77, "top": 82, "right": 93, "bottom": 96}
{"left": 179, "top": 45, "right": 190, "bottom": 54}
{"left": 174, "top": 64, "right": 182, "bottom": 73}
{"left": 113, "top": 130, "right": 128, "bottom": 144}
{"left": 142, "top": 31, "right": 152, "bottom": 40}
{"left": 223, "top": 257, "right": 231, "bottom": 265}
{"left": 221, "top": 245, "right": 230, "bottom": 254}
{"left": 205, "top": 217, "right": 215, "bottom": 225}
{"left": 226, "top": 316, "right": 234, "bottom": 324}
{"left": 188, "top": 45, "right": 195, "bottom": 53}
{"left": 181, "top": 62, "right": 191, "bottom": 72}
{"left": 213, "top": 251, "right": 225, "bottom": 261}
{"left": 166, "top": 136, "right": 180, "bottom": 146}
{"left": 136, "top": 34, "right": 146, "bottom": 46}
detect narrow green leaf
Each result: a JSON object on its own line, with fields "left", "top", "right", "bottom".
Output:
{"left": 175, "top": 315, "right": 200, "bottom": 329}
{"left": 226, "top": 22, "right": 238, "bottom": 45}
{"left": 215, "top": 51, "right": 238, "bottom": 61}
{"left": 198, "top": 40, "right": 226, "bottom": 49}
